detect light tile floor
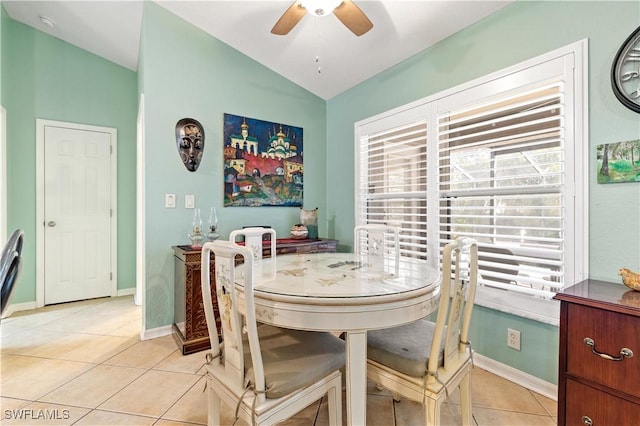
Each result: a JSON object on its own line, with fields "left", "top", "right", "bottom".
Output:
{"left": 1, "top": 296, "right": 557, "bottom": 425}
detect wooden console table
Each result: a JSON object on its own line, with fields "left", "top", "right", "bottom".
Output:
{"left": 554, "top": 279, "right": 640, "bottom": 425}
{"left": 172, "top": 238, "right": 338, "bottom": 354}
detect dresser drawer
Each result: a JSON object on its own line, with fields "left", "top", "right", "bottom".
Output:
{"left": 566, "top": 303, "right": 640, "bottom": 398}
{"left": 566, "top": 379, "right": 640, "bottom": 426}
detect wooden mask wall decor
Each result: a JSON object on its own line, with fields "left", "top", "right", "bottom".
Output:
{"left": 176, "top": 118, "right": 205, "bottom": 172}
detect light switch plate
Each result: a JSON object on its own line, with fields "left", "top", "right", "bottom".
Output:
{"left": 185, "top": 194, "right": 195, "bottom": 209}
{"left": 165, "top": 194, "right": 176, "bottom": 208}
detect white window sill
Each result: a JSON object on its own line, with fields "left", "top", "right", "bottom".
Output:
{"left": 475, "top": 285, "right": 560, "bottom": 326}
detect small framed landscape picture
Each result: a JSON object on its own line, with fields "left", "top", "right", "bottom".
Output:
{"left": 597, "top": 139, "right": 640, "bottom": 184}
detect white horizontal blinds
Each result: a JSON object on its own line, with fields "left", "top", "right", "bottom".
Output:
{"left": 358, "top": 121, "right": 428, "bottom": 260}
{"left": 437, "top": 82, "right": 565, "bottom": 298}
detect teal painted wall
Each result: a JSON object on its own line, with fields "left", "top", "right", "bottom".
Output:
{"left": 469, "top": 306, "right": 559, "bottom": 381}
{"left": 139, "top": 3, "right": 327, "bottom": 329}
{"left": 327, "top": 1, "right": 640, "bottom": 383}
{"left": 1, "top": 16, "right": 138, "bottom": 302}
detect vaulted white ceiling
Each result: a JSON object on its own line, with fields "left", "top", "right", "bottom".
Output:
{"left": 3, "top": 1, "right": 514, "bottom": 99}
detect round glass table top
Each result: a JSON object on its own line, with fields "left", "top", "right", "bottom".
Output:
{"left": 236, "top": 252, "right": 440, "bottom": 301}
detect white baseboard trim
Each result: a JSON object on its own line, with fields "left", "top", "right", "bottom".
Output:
{"left": 116, "top": 288, "right": 135, "bottom": 297}
{"left": 141, "top": 324, "right": 173, "bottom": 341}
{"left": 474, "top": 353, "right": 558, "bottom": 401}
{"left": 1, "top": 301, "right": 37, "bottom": 318}
{"left": 3, "top": 292, "right": 135, "bottom": 319}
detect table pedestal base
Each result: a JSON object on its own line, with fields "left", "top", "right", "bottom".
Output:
{"left": 346, "top": 330, "right": 368, "bottom": 426}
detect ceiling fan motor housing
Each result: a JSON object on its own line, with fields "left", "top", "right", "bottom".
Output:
{"left": 300, "top": 0, "right": 344, "bottom": 17}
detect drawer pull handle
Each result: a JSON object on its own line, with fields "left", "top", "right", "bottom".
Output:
{"left": 581, "top": 415, "right": 593, "bottom": 425}
{"left": 583, "top": 337, "right": 633, "bottom": 361}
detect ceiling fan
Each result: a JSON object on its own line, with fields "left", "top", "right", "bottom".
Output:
{"left": 271, "top": 0, "right": 373, "bottom": 37}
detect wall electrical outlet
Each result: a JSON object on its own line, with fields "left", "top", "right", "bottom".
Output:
{"left": 507, "top": 328, "right": 521, "bottom": 351}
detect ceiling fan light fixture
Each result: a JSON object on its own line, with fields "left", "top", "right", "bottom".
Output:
{"left": 299, "top": 0, "right": 343, "bottom": 17}
{"left": 272, "top": 0, "right": 371, "bottom": 36}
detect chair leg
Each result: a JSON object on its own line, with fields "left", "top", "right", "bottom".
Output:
{"left": 327, "top": 380, "right": 342, "bottom": 426}
{"left": 207, "top": 384, "right": 221, "bottom": 426}
{"left": 459, "top": 373, "right": 473, "bottom": 426}
{"left": 424, "top": 397, "right": 441, "bottom": 426}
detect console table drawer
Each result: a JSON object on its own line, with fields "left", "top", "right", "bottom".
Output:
{"left": 566, "top": 303, "right": 639, "bottom": 398}
{"left": 273, "top": 239, "right": 338, "bottom": 255}
{"left": 566, "top": 379, "right": 640, "bottom": 425}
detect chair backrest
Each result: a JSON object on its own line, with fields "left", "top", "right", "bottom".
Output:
{"left": 428, "top": 238, "right": 478, "bottom": 376}
{"left": 1, "top": 229, "right": 24, "bottom": 265}
{"left": 229, "top": 227, "right": 276, "bottom": 260}
{"left": 1, "top": 251, "right": 22, "bottom": 317}
{"left": 354, "top": 224, "right": 401, "bottom": 274}
{"left": 0, "top": 230, "right": 24, "bottom": 317}
{"left": 201, "top": 240, "right": 268, "bottom": 402}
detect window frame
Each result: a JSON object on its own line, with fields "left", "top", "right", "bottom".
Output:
{"left": 354, "top": 40, "right": 588, "bottom": 325}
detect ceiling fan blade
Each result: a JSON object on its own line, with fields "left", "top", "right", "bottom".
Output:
{"left": 271, "top": 2, "right": 307, "bottom": 35}
{"left": 333, "top": 0, "right": 373, "bottom": 36}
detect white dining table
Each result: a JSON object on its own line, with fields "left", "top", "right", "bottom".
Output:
{"left": 235, "top": 252, "right": 440, "bottom": 426}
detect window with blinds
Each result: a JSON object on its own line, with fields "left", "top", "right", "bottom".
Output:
{"left": 355, "top": 41, "right": 587, "bottom": 322}
{"left": 438, "top": 83, "right": 565, "bottom": 299}
{"left": 357, "top": 121, "right": 428, "bottom": 260}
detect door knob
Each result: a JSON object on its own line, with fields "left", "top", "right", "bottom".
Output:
{"left": 47, "top": 221, "right": 56, "bottom": 227}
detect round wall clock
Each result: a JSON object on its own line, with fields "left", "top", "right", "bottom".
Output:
{"left": 611, "top": 26, "right": 640, "bottom": 113}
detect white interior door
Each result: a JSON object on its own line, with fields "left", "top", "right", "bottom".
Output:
{"left": 43, "top": 124, "right": 113, "bottom": 304}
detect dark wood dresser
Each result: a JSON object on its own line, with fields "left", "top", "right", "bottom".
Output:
{"left": 554, "top": 279, "right": 640, "bottom": 425}
{"left": 172, "top": 238, "right": 338, "bottom": 354}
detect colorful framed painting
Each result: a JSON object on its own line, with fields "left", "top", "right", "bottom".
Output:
{"left": 597, "top": 139, "right": 640, "bottom": 184}
{"left": 223, "top": 113, "right": 303, "bottom": 206}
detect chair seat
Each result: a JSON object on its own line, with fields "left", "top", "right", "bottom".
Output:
{"left": 246, "top": 325, "right": 345, "bottom": 398}
{"left": 367, "top": 319, "right": 443, "bottom": 378}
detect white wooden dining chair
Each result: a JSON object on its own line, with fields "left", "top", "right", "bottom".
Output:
{"left": 200, "top": 240, "right": 344, "bottom": 426}
{"left": 366, "top": 237, "right": 479, "bottom": 425}
{"left": 229, "top": 227, "right": 276, "bottom": 260}
{"left": 354, "top": 224, "right": 401, "bottom": 274}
